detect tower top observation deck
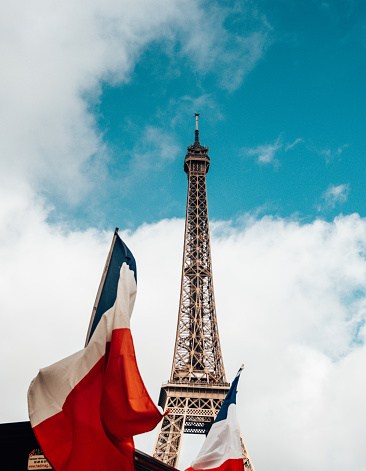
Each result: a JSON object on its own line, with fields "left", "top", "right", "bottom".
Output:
{"left": 184, "top": 113, "right": 210, "bottom": 175}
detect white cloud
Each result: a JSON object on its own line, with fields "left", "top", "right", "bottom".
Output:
{"left": 1, "top": 206, "right": 366, "bottom": 471}
{"left": 173, "top": 4, "right": 270, "bottom": 92}
{"left": 217, "top": 31, "right": 270, "bottom": 92}
{"left": 130, "top": 125, "right": 180, "bottom": 171}
{"left": 244, "top": 135, "right": 282, "bottom": 164}
{"left": 0, "top": 0, "right": 270, "bottom": 209}
{"left": 285, "top": 137, "right": 303, "bottom": 151}
{"left": 323, "top": 183, "right": 350, "bottom": 207}
{"left": 314, "top": 144, "right": 349, "bottom": 163}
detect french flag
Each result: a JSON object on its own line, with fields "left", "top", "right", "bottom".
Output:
{"left": 28, "top": 230, "right": 163, "bottom": 471}
{"left": 186, "top": 366, "right": 245, "bottom": 471}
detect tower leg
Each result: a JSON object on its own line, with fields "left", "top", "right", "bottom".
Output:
{"left": 153, "top": 388, "right": 228, "bottom": 468}
{"left": 239, "top": 428, "right": 255, "bottom": 471}
{"left": 153, "top": 399, "right": 186, "bottom": 467}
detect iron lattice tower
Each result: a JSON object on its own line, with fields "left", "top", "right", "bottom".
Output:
{"left": 153, "top": 116, "right": 254, "bottom": 470}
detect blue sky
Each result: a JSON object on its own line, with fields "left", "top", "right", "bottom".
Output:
{"left": 1, "top": 2, "right": 366, "bottom": 470}
{"left": 40, "top": 0, "right": 366, "bottom": 230}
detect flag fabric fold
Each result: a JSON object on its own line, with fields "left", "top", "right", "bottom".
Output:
{"left": 185, "top": 366, "right": 245, "bottom": 471}
{"left": 28, "top": 233, "right": 162, "bottom": 471}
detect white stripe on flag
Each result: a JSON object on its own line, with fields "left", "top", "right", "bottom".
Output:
{"left": 191, "top": 404, "right": 242, "bottom": 470}
{"left": 28, "top": 263, "right": 136, "bottom": 427}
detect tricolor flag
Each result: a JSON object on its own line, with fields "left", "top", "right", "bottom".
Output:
{"left": 186, "top": 366, "right": 245, "bottom": 471}
{"left": 28, "top": 230, "right": 163, "bottom": 471}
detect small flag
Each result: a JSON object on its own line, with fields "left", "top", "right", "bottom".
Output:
{"left": 28, "top": 231, "right": 162, "bottom": 471}
{"left": 185, "top": 366, "right": 245, "bottom": 471}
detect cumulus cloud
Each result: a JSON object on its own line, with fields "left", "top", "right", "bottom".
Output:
{"left": 323, "top": 183, "right": 350, "bottom": 207}
{"left": 135, "top": 214, "right": 366, "bottom": 471}
{"left": 1, "top": 209, "right": 366, "bottom": 471}
{"left": 0, "top": 0, "right": 270, "bottom": 209}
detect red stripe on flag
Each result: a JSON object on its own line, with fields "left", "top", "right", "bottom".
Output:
{"left": 32, "top": 328, "right": 161, "bottom": 471}
{"left": 101, "top": 328, "right": 163, "bottom": 439}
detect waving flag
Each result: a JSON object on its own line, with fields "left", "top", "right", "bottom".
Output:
{"left": 28, "top": 230, "right": 162, "bottom": 471}
{"left": 186, "top": 366, "right": 245, "bottom": 471}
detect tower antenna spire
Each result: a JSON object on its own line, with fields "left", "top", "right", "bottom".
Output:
{"left": 194, "top": 112, "right": 200, "bottom": 143}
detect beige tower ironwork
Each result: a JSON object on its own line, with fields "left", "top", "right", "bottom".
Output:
{"left": 152, "top": 116, "right": 254, "bottom": 470}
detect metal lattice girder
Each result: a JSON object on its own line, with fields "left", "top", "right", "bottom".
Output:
{"left": 153, "top": 383, "right": 229, "bottom": 467}
{"left": 153, "top": 121, "right": 254, "bottom": 470}
{"left": 172, "top": 168, "right": 225, "bottom": 384}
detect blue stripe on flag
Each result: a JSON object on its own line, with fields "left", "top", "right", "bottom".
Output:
{"left": 88, "top": 235, "right": 136, "bottom": 341}
{"left": 214, "top": 366, "right": 243, "bottom": 423}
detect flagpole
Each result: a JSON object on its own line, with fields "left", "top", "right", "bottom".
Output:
{"left": 84, "top": 228, "right": 119, "bottom": 347}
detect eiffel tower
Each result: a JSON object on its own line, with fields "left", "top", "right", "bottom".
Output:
{"left": 152, "top": 115, "right": 254, "bottom": 470}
